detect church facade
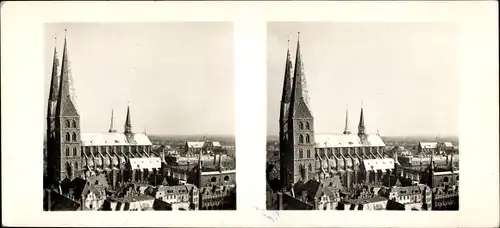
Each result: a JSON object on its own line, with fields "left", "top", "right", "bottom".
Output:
{"left": 45, "top": 35, "right": 160, "bottom": 189}
{"left": 278, "top": 35, "right": 395, "bottom": 191}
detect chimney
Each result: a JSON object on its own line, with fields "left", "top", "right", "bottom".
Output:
{"left": 213, "top": 153, "right": 217, "bottom": 166}
{"left": 47, "top": 189, "right": 51, "bottom": 211}
{"left": 218, "top": 154, "right": 222, "bottom": 171}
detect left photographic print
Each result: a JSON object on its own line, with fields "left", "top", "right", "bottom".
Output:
{"left": 43, "top": 23, "right": 236, "bottom": 211}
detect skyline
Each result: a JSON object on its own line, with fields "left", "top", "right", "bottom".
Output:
{"left": 44, "top": 23, "right": 235, "bottom": 136}
{"left": 267, "top": 22, "right": 459, "bottom": 137}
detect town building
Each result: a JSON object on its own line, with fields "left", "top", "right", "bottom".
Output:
{"left": 337, "top": 195, "right": 389, "bottom": 210}
{"left": 418, "top": 141, "right": 455, "bottom": 155}
{"left": 199, "top": 185, "right": 237, "bottom": 210}
{"left": 184, "top": 140, "right": 223, "bottom": 155}
{"left": 145, "top": 184, "right": 199, "bottom": 210}
{"left": 291, "top": 176, "right": 342, "bottom": 210}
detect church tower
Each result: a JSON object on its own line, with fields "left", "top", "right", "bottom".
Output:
{"left": 283, "top": 33, "right": 316, "bottom": 187}
{"left": 279, "top": 37, "right": 293, "bottom": 189}
{"left": 53, "top": 31, "right": 82, "bottom": 182}
{"left": 46, "top": 37, "right": 60, "bottom": 181}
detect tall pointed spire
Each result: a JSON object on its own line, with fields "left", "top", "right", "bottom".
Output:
{"left": 358, "top": 102, "right": 366, "bottom": 135}
{"left": 124, "top": 104, "right": 132, "bottom": 135}
{"left": 56, "top": 29, "right": 77, "bottom": 116}
{"left": 291, "top": 32, "right": 304, "bottom": 105}
{"left": 289, "top": 31, "right": 312, "bottom": 118}
{"left": 343, "top": 107, "right": 351, "bottom": 134}
{"left": 48, "top": 37, "right": 60, "bottom": 102}
{"left": 109, "top": 109, "right": 117, "bottom": 133}
{"left": 280, "top": 36, "right": 293, "bottom": 105}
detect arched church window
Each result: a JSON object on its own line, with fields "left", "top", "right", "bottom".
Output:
{"left": 299, "top": 122, "right": 304, "bottom": 130}
{"left": 66, "top": 147, "right": 70, "bottom": 157}
{"left": 74, "top": 161, "right": 79, "bottom": 170}
{"left": 306, "top": 134, "right": 310, "bottom": 143}
{"left": 72, "top": 120, "right": 77, "bottom": 128}
{"left": 300, "top": 165, "right": 305, "bottom": 180}
{"left": 443, "top": 177, "right": 449, "bottom": 183}
{"left": 66, "top": 133, "right": 71, "bottom": 142}
{"left": 73, "top": 147, "right": 77, "bottom": 156}
{"left": 307, "top": 149, "right": 311, "bottom": 158}
{"left": 299, "top": 149, "right": 303, "bottom": 158}
{"left": 305, "top": 122, "right": 310, "bottom": 130}
{"left": 72, "top": 132, "right": 77, "bottom": 142}
{"left": 66, "top": 120, "right": 71, "bottom": 128}
{"left": 66, "top": 162, "right": 72, "bottom": 177}
{"left": 299, "top": 135, "right": 304, "bottom": 144}
{"left": 308, "top": 163, "right": 312, "bottom": 172}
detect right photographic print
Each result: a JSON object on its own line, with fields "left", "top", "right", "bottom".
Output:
{"left": 266, "top": 22, "right": 459, "bottom": 211}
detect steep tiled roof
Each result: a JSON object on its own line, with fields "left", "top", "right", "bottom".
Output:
{"left": 129, "top": 157, "right": 161, "bottom": 170}
{"left": 315, "top": 134, "right": 385, "bottom": 148}
{"left": 362, "top": 158, "right": 395, "bottom": 171}
{"left": 81, "top": 132, "right": 152, "bottom": 146}
{"left": 186, "top": 142, "right": 205, "bottom": 148}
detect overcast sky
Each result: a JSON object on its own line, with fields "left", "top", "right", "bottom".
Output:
{"left": 267, "top": 22, "right": 458, "bottom": 137}
{"left": 44, "top": 23, "right": 234, "bottom": 136}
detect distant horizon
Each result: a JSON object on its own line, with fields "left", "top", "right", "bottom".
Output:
{"left": 266, "top": 133, "right": 459, "bottom": 139}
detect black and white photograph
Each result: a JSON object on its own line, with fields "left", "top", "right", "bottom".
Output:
{"left": 1, "top": 1, "right": 498, "bottom": 227}
{"left": 266, "top": 22, "right": 460, "bottom": 211}
{"left": 43, "top": 23, "right": 237, "bottom": 211}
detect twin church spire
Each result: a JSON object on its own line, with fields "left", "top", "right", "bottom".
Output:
{"left": 280, "top": 32, "right": 368, "bottom": 136}
{"left": 48, "top": 30, "right": 135, "bottom": 135}
{"left": 280, "top": 32, "right": 312, "bottom": 121}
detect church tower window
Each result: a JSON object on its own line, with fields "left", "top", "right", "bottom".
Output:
{"left": 299, "top": 134, "right": 304, "bottom": 144}
{"left": 66, "top": 147, "right": 70, "bottom": 157}
{"left": 72, "top": 132, "right": 77, "bottom": 142}
{"left": 72, "top": 120, "right": 77, "bottom": 128}
{"left": 299, "top": 149, "right": 303, "bottom": 158}
{"left": 307, "top": 149, "right": 311, "bottom": 158}
{"left": 299, "top": 122, "right": 304, "bottom": 130}
{"left": 66, "top": 120, "right": 71, "bottom": 128}
{"left": 306, "top": 134, "right": 310, "bottom": 143}
{"left": 308, "top": 163, "right": 312, "bottom": 172}
{"left": 66, "top": 133, "right": 71, "bottom": 142}
{"left": 305, "top": 122, "right": 310, "bottom": 130}
{"left": 73, "top": 147, "right": 77, "bottom": 156}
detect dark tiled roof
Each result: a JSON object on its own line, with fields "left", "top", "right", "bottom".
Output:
{"left": 390, "top": 185, "right": 422, "bottom": 196}
{"left": 343, "top": 195, "right": 388, "bottom": 205}
{"left": 46, "top": 190, "right": 81, "bottom": 211}
{"left": 152, "top": 199, "right": 172, "bottom": 211}
{"left": 111, "top": 195, "right": 154, "bottom": 203}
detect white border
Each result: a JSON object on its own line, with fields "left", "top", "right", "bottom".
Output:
{"left": 1, "top": 1, "right": 498, "bottom": 227}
